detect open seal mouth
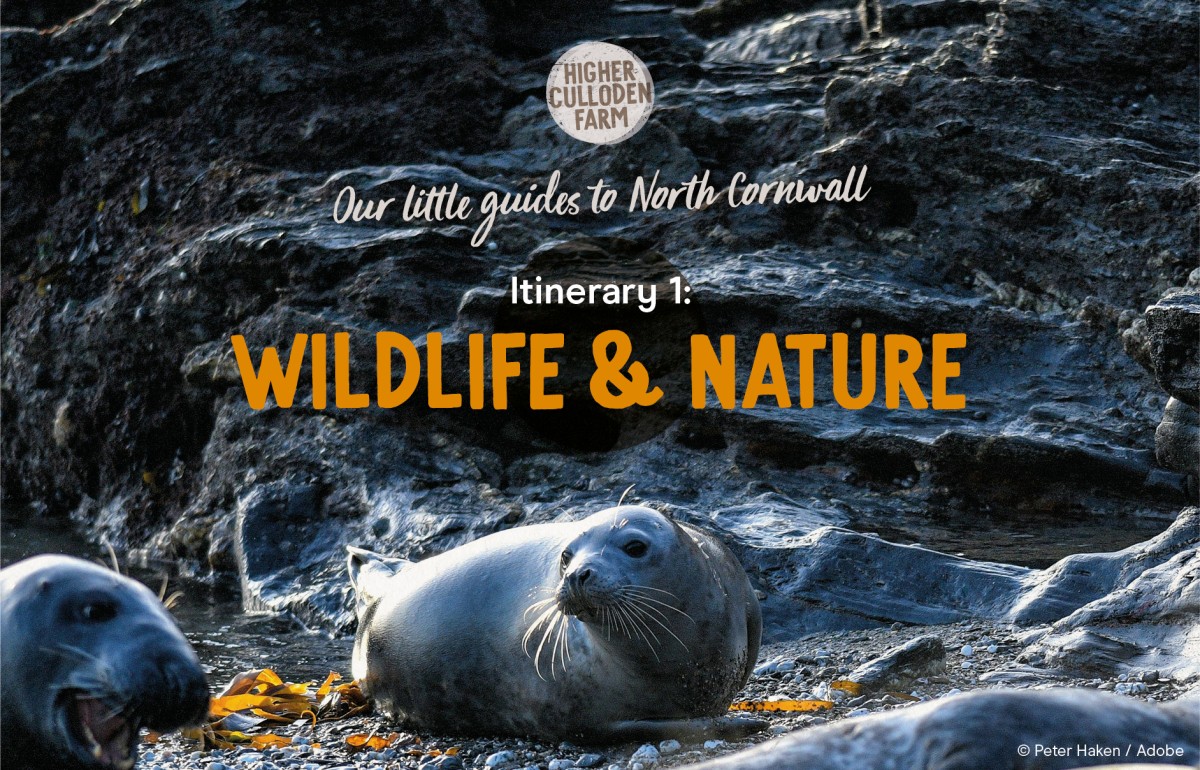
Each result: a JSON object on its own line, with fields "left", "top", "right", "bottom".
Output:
{"left": 64, "top": 693, "right": 137, "bottom": 770}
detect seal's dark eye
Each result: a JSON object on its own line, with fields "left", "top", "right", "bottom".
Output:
{"left": 560, "top": 550, "right": 573, "bottom": 570}
{"left": 623, "top": 540, "right": 648, "bottom": 558}
{"left": 79, "top": 600, "right": 117, "bottom": 623}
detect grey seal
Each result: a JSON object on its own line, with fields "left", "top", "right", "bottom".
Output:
{"left": 348, "top": 504, "right": 764, "bottom": 741}
{"left": 0, "top": 555, "right": 210, "bottom": 770}
{"left": 677, "top": 688, "right": 1199, "bottom": 770}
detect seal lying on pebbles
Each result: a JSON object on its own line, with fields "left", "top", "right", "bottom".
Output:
{"left": 677, "top": 688, "right": 1199, "bottom": 770}
{"left": 0, "top": 555, "right": 210, "bottom": 770}
{"left": 348, "top": 504, "right": 765, "bottom": 741}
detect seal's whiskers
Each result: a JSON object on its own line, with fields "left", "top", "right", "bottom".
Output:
{"left": 522, "top": 597, "right": 556, "bottom": 620}
{"left": 521, "top": 604, "right": 556, "bottom": 646}
{"left": 623, "top": 584, "right": 684, "bottom": 599}
{"left": 626, "top": 596, "right": 691, "bottom": 654}
{"left": 522, "top": 598, "right": 576, "bottom": 681}
{"left": 612, "top": 601, "right": 662, "bottom": 661}
{"left": 551, "top": 614, "right": 572, "bottom": 677}
{"left": 521, "top": 604, "right": 558, "bottom": 655}
{"left": 624, "top": 603, "right": 662, "bottom": 647}
{"left": 604, "top": 587, "right": 693, "bottom": 656}
{"left": 608, "top": 603, "right": 632, "bottom": 640}
{"left": 532, "top": 610, "right": 561, "bottom": 680}
{"left": 623, "top": 586, "right": 696, "bottom": 623}
{"left": 560, "top": 615, "right": 572, "bottom": 662}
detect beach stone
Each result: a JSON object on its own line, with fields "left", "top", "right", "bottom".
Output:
{"left": 485, "top": 751, "right": 517, "bottom": 767}
{"left": 847, "top": 635, "right": 947, "bottom": 693}
{"left": 631, "top": 745, "right": 660, "bottom": 764}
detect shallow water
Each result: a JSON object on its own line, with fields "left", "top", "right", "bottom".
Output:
{"left": 1, "top": 509, "right": 352, "bottom": 685}
{"left": 859, "top": 513, "right": 1168, "bottom": 569}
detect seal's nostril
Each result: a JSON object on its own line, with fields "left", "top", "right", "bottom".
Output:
{"left": 578, "top": 568, "right": 593, "bottom": 585}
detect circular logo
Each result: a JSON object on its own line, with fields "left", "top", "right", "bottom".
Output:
{"left": 546, "top": 42, "right": 654, "bottom": 145}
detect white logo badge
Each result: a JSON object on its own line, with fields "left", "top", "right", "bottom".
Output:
{"left": 546, "top": 41, "right": 654, "bottom": 145}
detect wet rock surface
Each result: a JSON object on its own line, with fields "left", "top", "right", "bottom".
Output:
{"left": 1020, "top": 508, "right": 1199, "bottom": 681}
{"left": 2, "top": 0, "right": 1198, "bottom": 765}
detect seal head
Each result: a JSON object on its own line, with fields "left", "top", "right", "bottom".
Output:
{"left": 556, "top": 506, "right": 675, "bottom": 624}
{"left": 1, "top": 555, "right": 210, "bottom": 770}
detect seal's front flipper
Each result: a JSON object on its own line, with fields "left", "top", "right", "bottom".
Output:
{"left": 346, "top": 546, "right": 411, "bottom": 614}
{"left": 605, "top": 716, "right": 769, "bottom": 743}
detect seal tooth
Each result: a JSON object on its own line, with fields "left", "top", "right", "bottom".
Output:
{"left": 116, "top": 722, "right": 131, "bottom": 757}
{"left": 80, "top": 718, "right": 99, "bottom": 755}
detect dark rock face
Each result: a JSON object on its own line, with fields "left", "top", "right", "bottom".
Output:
{"left": 985, "top": 0, "right": 1199, "bottom": 82}
{"left": 0, "top": 1, "right": 94, "bottom": 29}
{"left": 1144, "top": 280, "right": 1200, "bottom": 409}
{"left": 2, "top": 0, "right": 1197, "bottom": 637}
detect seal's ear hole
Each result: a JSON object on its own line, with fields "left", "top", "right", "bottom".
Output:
{"left": 622, "top": 540, "right": 648, "bottom": 558}
{"left": 79, "top": 599, "right": 118, "bottom": 623}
